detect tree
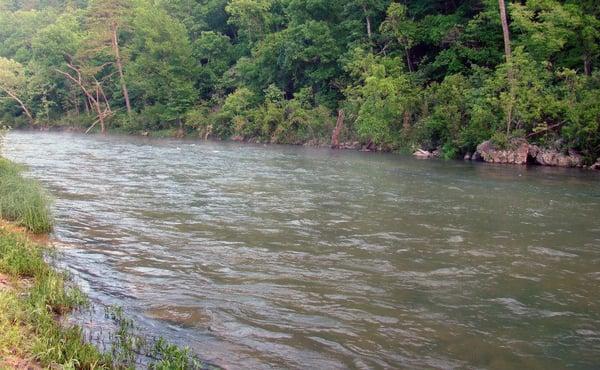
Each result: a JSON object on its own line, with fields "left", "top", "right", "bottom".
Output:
{"left": 34, "top": 12, "right": 113, "bottom": 133}
{"left": 498, "top": 0, "right": 515, "bottom": 135}
{"left": 0, "top": 57, "right": 33, "bottom": 123}
{"left": 86, "top": 0, "right": 133, "bottom": 117}
{"left": 344, "top": 49, "right": 418, "bottom": 146}
{"left": 225, "top": 0, "right": 275, "bottom": 44}
{"left": 127, "top": 3, "right": 197, "bottom": 125}
{"left": 380, "top": 3, "right": 418, "bottom": 73}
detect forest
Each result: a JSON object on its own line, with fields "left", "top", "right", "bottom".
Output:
{"left": 0, "top": 0, "right": 599, "bottom": 162}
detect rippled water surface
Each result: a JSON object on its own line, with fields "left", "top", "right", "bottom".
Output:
{"left": 4, "top": 131, "right": 600, "bottom": 369}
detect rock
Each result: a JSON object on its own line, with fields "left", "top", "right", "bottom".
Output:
{"left": 475, "top": 139, "right": 584, "bottom": 167}
{"left": 413, "top": 149, "right": 432, "bottom": 159}
{"left": 361, "top": 141, "right": 377, "bottom": 152}
{"left": 475, "top": 139, "right": 530, "bottom": 165}
{"left": 534, "top": 148, "right": 582, "bottom": 167}
{"left": 464, "top": 152, "right": 472, "bottom": 161}
{"left": 231, "top": 135, "right": 244, "bottom": 142}
{"left": 591, "top": 159, "right": 600, "bottom": 170}
{"left": 338, "top": 141, "right": 360, "bottom": 150}
{"left": 431, "top": 149, "right": 441, "bottom": 158}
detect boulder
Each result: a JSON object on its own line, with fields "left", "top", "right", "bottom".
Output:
{"left": 341, "top": 141, "right": 361, "bottom": 150}
{"left": 591, "top": 159, "right": 600, "bottom": 170}
{"left": 534, "top": 148, "right": 582, "bottom": 167}
{"left": 413, "top": 149, "right": 433, "bottom": 159}
{"left": 475, "top": 139, "right": 530, "bottom": 165}
{"left": 464, "top": 152, "right": 472, "bottom": 161}
{"left": 475, "top": 139, "right": 583, "bottom": 167}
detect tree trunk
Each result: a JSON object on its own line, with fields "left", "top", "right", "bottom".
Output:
{"left": 3, "top": 89, "right": 34, "bottom": 124}
{"left": 111, "top": 22, "right": 132, "bottom": 117}
{"left": 584, "top": 54, "right": 592, "bottom": 76}
{"left": 176, "top": 117, "right": 184, "bottom": 138}
{"left": 403, "top": 111, "right": 411, "bottom": 130}
{"left": 331, "top": 109, "right": 345, "bottom": 149}
{"left": 498, "top": 0, "right": 514, "bottom": 135}
{"left": 55, "top": 66, "right": 111, "bottom": 134}
{"left": 362, "top": 5, "right": 372, "bottom": 40}
{"left": 405, "top": 47, "right": 414, "bottom": 73}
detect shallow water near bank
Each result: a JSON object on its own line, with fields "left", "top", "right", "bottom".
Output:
{"left": 4, "top": 131, "right": 600, "bottom": 369}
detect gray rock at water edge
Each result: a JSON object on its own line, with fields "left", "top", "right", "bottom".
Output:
{"left": 343, "top": 141, "right": 361, "bottom": 150}
{"left": 413, "top": 149, "right": 432, "bottom": 158}
{"left": 476, "top": 139, "right": 530, "bottom": 164}
{"left": 464, "top": 152, "right": 472, "bottom": 161}
{"left": 475, "top": 139, "right": 583, "bottom": 167}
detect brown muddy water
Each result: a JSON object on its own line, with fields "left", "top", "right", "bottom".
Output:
{"left": 4, "top": 131, "right": 600, "bottom": 369}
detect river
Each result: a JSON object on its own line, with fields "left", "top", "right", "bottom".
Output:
{"left": 4, "top": 131, "right": 600, "bottom": 369}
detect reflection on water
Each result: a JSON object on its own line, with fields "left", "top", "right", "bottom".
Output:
{"left": 4, "top": 131, "right": 600, "bottom": 369}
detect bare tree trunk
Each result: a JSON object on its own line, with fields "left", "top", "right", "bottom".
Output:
{"left": 584, "top": 54, "right": 592, "bottom": 76}
{"left": 362, "top": 5, "right": 372, "bottom": 40}
{"left": 94, "top": 85, "right": 106, "bottom": 134}
{"left": 499, "top": 0, "right": 514, "bottom": 136}
{"left": 405, "top": 47, "right": 414, "bottom": 73}
{"left": 403, "top": 111, "right": 411, "bottom": 130}
{"left": 331, "top": 109, "right": 345, "bottom": 149}
{"left": 2, "top": 88, "right": 34, "bottom": 124}
{"left": 111, "top": 22, "right": 132, "bottom": 117}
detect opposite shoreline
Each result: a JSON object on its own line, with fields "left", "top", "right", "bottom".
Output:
{"left": 20, "top": 126, "right": 600, "bottom": 171}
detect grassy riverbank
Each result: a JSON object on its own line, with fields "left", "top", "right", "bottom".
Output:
{"left": 0, "top": 157, "right": 207, "bottom": 369}
{"left": 0, "top": 159, "right": 52, "bottom": 234}
{"left": 0, "top": 160, "right": 107, "bottom": 367}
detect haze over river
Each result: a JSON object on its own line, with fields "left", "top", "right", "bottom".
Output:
{"left": 4, "top": 131, "right": 600, "bottom": 369}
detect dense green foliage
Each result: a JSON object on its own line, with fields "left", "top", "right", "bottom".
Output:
{"left": 0, "top": 0, "right": 599, "bottom": 160}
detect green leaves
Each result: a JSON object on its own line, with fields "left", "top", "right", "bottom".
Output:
{"left": 126, "top": 2, "right": 197, "bottom": 121}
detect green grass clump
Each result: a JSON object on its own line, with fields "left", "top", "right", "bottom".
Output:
{"left": 0, "top": 228, "right": 110, "bottom": 368}
{"left": 0, "top": 158, "right": 53, "bottom": 233}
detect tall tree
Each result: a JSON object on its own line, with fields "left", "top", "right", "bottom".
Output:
{"left": 127, "top": 3, "right": 197, "bottom": 125}
{"left": 380, "top": 3, "right": 417, "bottom": 73}
{"left": 86, "top": 0, "right": 133, "bottom": 117}
{"left": 0, "top": 57, "right": 33, "bottom": 123}
{"left": 498, "top": 0, "right": 514, "bottom": 135}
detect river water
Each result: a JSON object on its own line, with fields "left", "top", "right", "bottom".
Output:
{"left": 4, "top": 131, "right": 600, "bottom": 369}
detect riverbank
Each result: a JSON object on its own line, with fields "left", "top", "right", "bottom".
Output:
{"left": 0, "top": 159, "right": 107, "bottom": 367}
{"left": 0, "top": 157, "right": 210, "bottom": 369}
{"left": 23, "top": 125, "right": 600, "bottom": 171}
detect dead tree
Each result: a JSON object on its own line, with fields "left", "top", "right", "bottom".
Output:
{"left": 55, "top": 61, "right": 112, "bottom": 133}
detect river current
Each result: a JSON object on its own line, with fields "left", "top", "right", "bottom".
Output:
{"left": 4, "top": 131, "right": 600, "bottom": 369}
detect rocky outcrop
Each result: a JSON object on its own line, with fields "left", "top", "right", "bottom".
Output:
{"left": 474, "top": 139, "right": 583, "bottom": 167}
{"left": 534, "top": 148, "right": 582, "bottom": 167}
{"left": 476, "top": 139, "right": 531, "bottom": 165}
{"left": 590, "top": 159, "right": 600, "bottom": 170}
{"left": 413, "top": 149, "right": 433, "bottom": 158}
